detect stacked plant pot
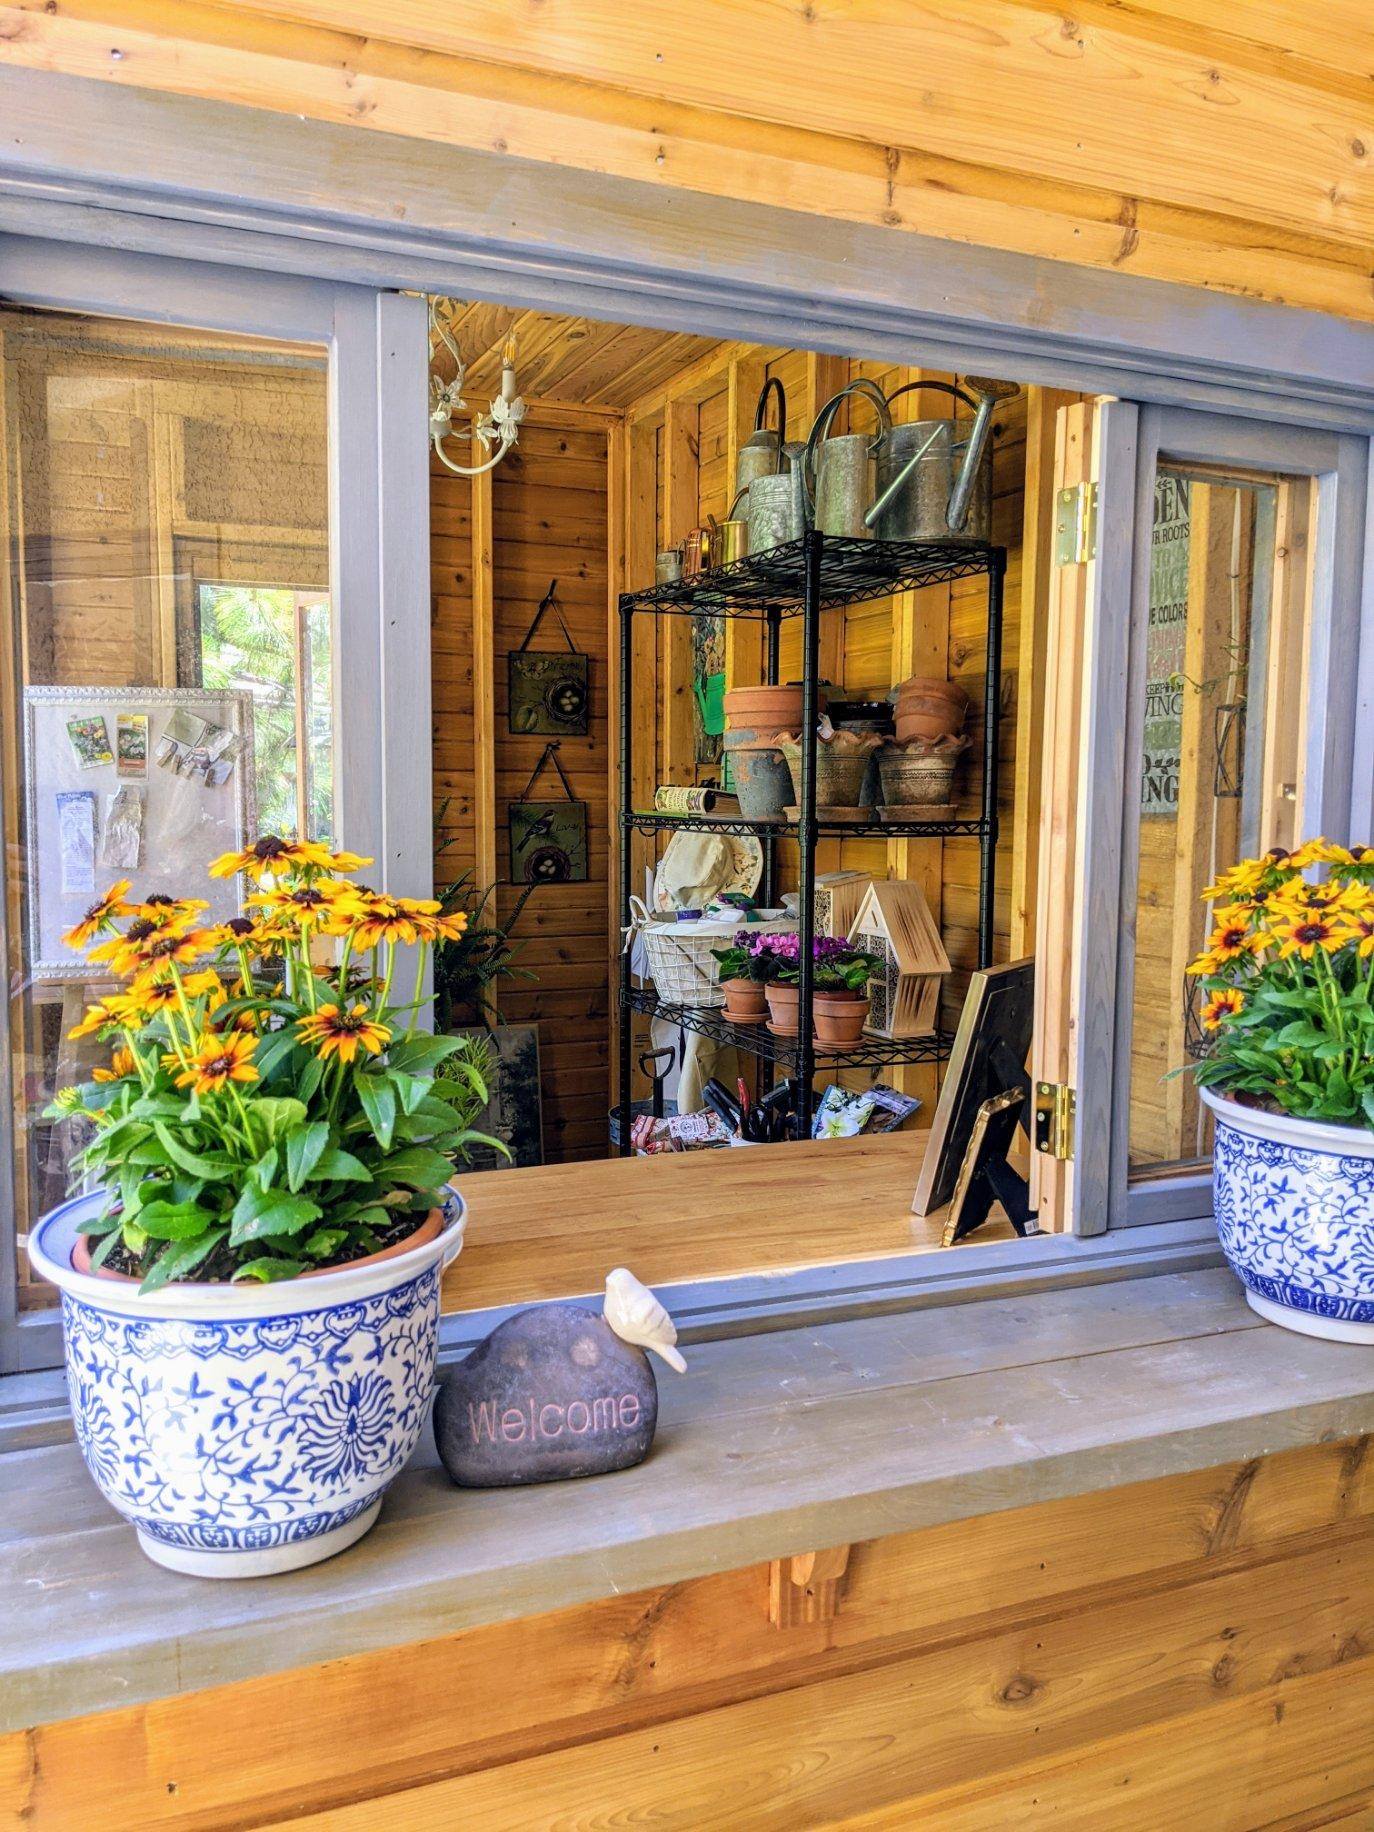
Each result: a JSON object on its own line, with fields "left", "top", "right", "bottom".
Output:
{"left": 723, "top": 684, "right": 827, "bottom": 822}
{"left": 880, "top": 676, "right": 972, "bottom": 813}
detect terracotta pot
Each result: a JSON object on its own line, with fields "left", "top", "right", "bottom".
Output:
{"left": 724, "top": 683, "right": 828, "bottom": 739}
{"left": 878, "top": 739, "right": 968, "bottom": 807}
{"left": 765, "top": 982, "right": 800, "bottom": 1035}
{"left": 777, "top": 731, "right": 883, "bottom": 810}
{"left": 894, "top": 677, "right": 968, "bottom": 742}
{"left": 723, "top": 733, "right": 793, "bottom": 821}
{"left": 73, "top": 1205, "right": 445, "bottom": 1285}
{"left": 814, "top": 989, "right": 870, "bottom": 1047}
{"left": 721, "top": 977, "right": 768, "bottom": 1024}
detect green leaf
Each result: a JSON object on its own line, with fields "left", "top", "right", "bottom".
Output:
{"left": 252, "top": 1096, "right": 309, "bottom": 1144}
{"left": 153, "top": 1122, "right": 238, "bottom": 1180}
{"left": 378, "top": 1146, "right": 453, "bottom": 1191}
{"left": 301, "top": 1227, "right": 346, "bottom": 1259}
{"left": 388, "top": 1070, "right": 429, "bottom": 1116}
{"left": 306, "top": 1145, "right": 372, "bottom": 1184}
{"left": 384, "top": 1034, "right": 468, "bottom": 1077}
{"left": 252, "top": 1030, "right": 301, "bottom": 1081}
{"left": 250, "top": 1145, "right": 279, "bottom": 1192}
{"left": 285, "top": 1121, "right": 330, "bottom": 1192}
{"left": 126, "top": 1136, "right": 174, "bottom": 1169}
{"left": 356, "top": 1074, "right": 397, "bottom": 1151}
{"left": 296, "top": 1054, "right": 326, "bottom": 1104}
{"left": 229, "top": 1187, "right": 322, "bottom": 1246}
{"left": 139, "top": 1227, "right": 228, "bottom": 1294}
{"left": 231, "top": 1256, "right": 309, "bottom": 1284}
{"left": 136, "top": 1199, "right": 214, "bottom": 1241}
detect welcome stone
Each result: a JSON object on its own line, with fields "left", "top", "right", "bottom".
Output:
{"left": 433, "top": 1302, "right": 659, "bottom": 1486}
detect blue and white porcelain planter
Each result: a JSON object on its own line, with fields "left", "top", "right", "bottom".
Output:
{"left": 1202, "top": 1087, "right": 1374, "bottom": 1344}
{"left": 28, "top": 1187, "right": 466, "bottom": 1578}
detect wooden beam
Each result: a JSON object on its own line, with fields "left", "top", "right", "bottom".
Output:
{"left": 660, "top": 397, "right": 699, "bottom": 790}
{"left": 1010, "top": 385, "right": 1080, "bottom": 957}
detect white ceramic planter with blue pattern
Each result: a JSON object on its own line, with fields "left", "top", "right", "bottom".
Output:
{"left": 28, "top": 1187, "right": 466, "bottom": 1578}
{"left": 1202, "top": 1087, "right": 1374, "bottom": 1344}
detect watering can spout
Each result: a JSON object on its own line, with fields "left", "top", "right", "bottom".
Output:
{"left": 946, "top": 376, "right": 1018, "bottom": 534}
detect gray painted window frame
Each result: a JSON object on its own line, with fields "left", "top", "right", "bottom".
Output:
{"left": 0, "top": 70, "right": 1372, "bottom": 1402}
{"left": 0, "top": 237, "right": 431, "bottom": 1374}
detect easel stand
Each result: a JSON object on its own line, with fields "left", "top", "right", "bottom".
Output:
{"left": 943, "top": 1036, "right": 1036, "bottom": 1245}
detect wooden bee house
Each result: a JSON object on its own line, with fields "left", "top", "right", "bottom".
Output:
{"left": 848, "top": 880, "right": 951, "bottom": 1038}
{"left": 812, "top": 869, "right": 880, "bottom": 941}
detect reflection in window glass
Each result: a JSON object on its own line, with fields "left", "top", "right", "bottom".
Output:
{"left": 0, "top": 306, "right": 331, "bottom": 1316}
{"left": 196, "top": 584, "right": 334, "bottom": 842}
{"left": 1128, "top": 465, "right": 1310, "bottom": 1176}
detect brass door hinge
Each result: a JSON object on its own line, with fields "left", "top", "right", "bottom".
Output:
{"left": 1053, "top": 482, "right": 1098, "bottom": 565}
{"left": 1034, "top": 1081, "right": 1077, "bottom": 1161}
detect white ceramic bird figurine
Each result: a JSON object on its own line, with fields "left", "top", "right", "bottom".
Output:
{"left": 604, "top": 1268, "right": 686, "bottom": 1373}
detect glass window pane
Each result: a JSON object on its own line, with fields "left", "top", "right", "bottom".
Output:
{"left": 1127, "top": 464, "right": 1311, "bottom": 1176}
{"left": 1, "top": 306, "right": 332, "bottom": 1312}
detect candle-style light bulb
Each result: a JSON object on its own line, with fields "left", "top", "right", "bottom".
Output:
{"left": 500, "top": 333, "right": 518, "bottom": 403}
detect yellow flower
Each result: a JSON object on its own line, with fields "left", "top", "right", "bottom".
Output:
{"left": 128, "top": 894, "right": 210, "bottom": 928}
{"left": 342, "top": 894, "right": 442, "bottom": 949}
{"left": 1201, "top": 987, "right": 1245, "bottom": 1031}
{"left": 1286, "top": 837, "right": 1353, "bottom": 871}
{"left": 50, "top": 1086, "right": 85, "bottom": 1115}
{"left": 125, "top": 929, "right": 214, "bottom": 987}
{"left": 1346, "top": 912, "right": 1374, "bottom": 958}
{"left": 1202, "top": 858, "right": 1270, "bottom": 902}
{"left": 88, "top": 908, "right": 201, "bottom": 974}
{"left": 1202, "top": 908, "right": 1259, "bottom": 964}
{"left": 67, "top": 1000, "right": 118, "bottom": 1041}
{"left": 173, "top": 1030, "right": 259, "bottom": 1095}
{"left": 209, "top": 836, "right": 339, "bottom": 883}
{"left": 247, "top": 878, "right": 355, "bottom": 933}
{"left": 106, "top": 980, "right": 183, "bottom": 1025}
{"left": 92, "top": 1046, "right": 137, "bottom": 1083}
{"left": 1273, "top": 911, "right": 1354, "bottom": 960}
{"left": 62, "top": 879, "right": 133, "bottom": 948}
{"left": 433, "top": 910, "right": 469, "bottom": 942}
{"left": 296, "top": 1002, "right": 391, "bottom": 1064}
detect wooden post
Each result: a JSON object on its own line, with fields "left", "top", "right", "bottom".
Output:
{"left": 1029, "top": 399, "right": 1096, "bottom": 1230}
{"left": 769, "top": 1543, "right": 852, "bottom": 1627}
{"left": 661, "top": 398, "right": 698, "bottom": 790}
{"left": 606, "top": 416, "right": 628, "bottom": 1104}
{"left": 470, "top": 450, "right": 497, "bottom": 1015}
{"left": 724, "top": 353, "right": 766, "bottom": 694}
{"left": 1011, "top": 387, "right": 1080, "bottom": 958}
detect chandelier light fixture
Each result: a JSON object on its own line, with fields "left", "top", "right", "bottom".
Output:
{"left": 428, "top": 298, "right": 527, "bottom": 477}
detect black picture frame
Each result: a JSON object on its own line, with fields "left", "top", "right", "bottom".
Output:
{"left": 911, "top": 957, "right": 1035, "bottom": 1218}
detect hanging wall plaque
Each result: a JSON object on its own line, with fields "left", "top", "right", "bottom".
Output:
{"left": 509, "top": 741, "right": 589, "bottom": 884}
{"left": 508, "top": 578, "right": 590, "bottom": 736}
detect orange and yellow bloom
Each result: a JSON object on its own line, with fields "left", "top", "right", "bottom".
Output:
{"left": 1201, "top": 987, "right": 1246, "bottom": 1031}
{"left": 296, "top": 1002, "right": 391, "bottom": 1064}
{"left": 173, "top": 1030, "right": 259, "bottom": 1095}
{"left": 62, "top": 879, "right": 133, "bottom": 948}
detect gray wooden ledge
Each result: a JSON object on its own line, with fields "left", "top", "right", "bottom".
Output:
{"left": 5, "top": 1267, "right": 1374, "bottom": 1734}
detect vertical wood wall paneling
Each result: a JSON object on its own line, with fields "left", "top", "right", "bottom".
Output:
{"left": 660, "top": 399, "right": 699, "bottom": 797}
{"left": 605, "top": 418, "right": 627, "bottom": 1103}
{"left": 430, "top": 404, "right": 612, "bottom": 1161}
{"left": 621, "top": 417, "right": 660, "bottom": 1102}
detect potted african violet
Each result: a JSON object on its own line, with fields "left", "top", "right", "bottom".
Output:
{"left": 709, "top": 929, "right": 775, "bottom": 1023}
{"left": 812, "top": 937, "right": 885, "bottom": 1046}
{"left": 1185, "top": 837, "right": 1374, "bottom": 1343}
{"left": 28, "top": 838, "right": 499, "bottom": 1578}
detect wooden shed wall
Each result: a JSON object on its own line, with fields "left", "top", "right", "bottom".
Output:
{"left": 429, "top": 407, "right": 613, "bottom": 1164}
{"left": 5, "top": 3, "right": 1372, "bottom": 325}
{"left": 12, "top": 1435, "right": 1374, "bottom": 1828}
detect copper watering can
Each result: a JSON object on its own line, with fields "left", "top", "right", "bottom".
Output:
{"left": 864, "top": 377, "right": 1019, "bottom": 543}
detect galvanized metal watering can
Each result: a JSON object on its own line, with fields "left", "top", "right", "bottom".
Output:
{"left": 864, "top": 377, "right": 1019, "bottom": 544}
{"left": 735, "top": 375, "right": 788, "bottom": 495}
{"left": 802, "top": 377, "right": 892, "bottom": 539}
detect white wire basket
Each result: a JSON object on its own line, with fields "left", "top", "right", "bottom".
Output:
{"left": 625, "top": 896, "right": 794, "bottom": 1009}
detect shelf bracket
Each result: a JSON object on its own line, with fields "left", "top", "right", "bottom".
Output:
{"left": 768, "top": 1544, "right": 852, "bottom": 1627}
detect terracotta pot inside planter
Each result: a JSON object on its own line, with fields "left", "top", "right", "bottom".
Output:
{"left": 777, "top": 732, "right": 882, "bottom": 811}
{"left": 894, "top": 677, "right": 969, "bottom": 743}
{"left": 765, "top": 982, "right": 800, "bottom": 1035}
{"left": 73, "top": 1205, "right": 444, "bottom": 1285}
{"left": 878, "top": 742, "right": 965, "bottom": 808}
{"left": 721, "top": 977, "right": 768, "bottom": 1024}
{"left": 813, "top": 990, "right": 870, "bottom": 1047}
{"left": 724, "top": 682, "right": 828, "bottom": 738}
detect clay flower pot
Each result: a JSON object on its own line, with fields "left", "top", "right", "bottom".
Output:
{"left": 813, "top": 989, "right": 870, "bottom": 1048}
{"left": 776, "top": 728, "right": 885, "bottom": 810}
{"left": 723, "top": 733, "right": 793, "bottom": 821}
{"left": 878, "top": 734, "right": 971, "bottom": 808}
{"left": 724, "top": 683, "right": 828, "bottom": 740}
{"left": 894, "top": 677, "right": 969, "bottom": 743}
{"left": 765, "top": 982, "right": 800, "bottom": 1035}
{"left": 721, "top": 977, "right": 767, "bottom": 1024}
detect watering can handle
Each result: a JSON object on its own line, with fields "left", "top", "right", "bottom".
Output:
{"left": 754, "top": 374, "right": 787, "bottom": 436}
{"left": 801, "top": 377, "right": 893, "bottom": 515}
{"left": 883, "top": 380, "right": 979, "bottom": 416}
{"left": 947, "top": 378, "right": 1018, "bottom": 533}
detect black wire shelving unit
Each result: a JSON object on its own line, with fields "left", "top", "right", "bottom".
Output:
{"left": 616, "top": 529, "right": 1007, "bottom": 1150}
